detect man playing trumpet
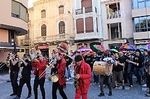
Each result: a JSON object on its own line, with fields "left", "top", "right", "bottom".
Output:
{"left": 13, "top": 54, "right": 32, "bottom": 99}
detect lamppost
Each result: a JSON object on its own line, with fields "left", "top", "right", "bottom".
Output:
{"left": 11, "top": 38, "right": 17, "bottom": 54}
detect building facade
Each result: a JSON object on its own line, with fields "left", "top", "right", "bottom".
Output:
{"left": 132, "top": 0, "right": 150, "bottom": 49}
{"left": 0, "top": 0, "right": 28, "bottom": 62}
{"left": 73, "top": 0, "right": 103, "bottom": 49}
{"left": 26, "top": 0, "right": 75, "bottom": 57}
{"left": 101, "top": 0, "right": 134, "bottom": 49}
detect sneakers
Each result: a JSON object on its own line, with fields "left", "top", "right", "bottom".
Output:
{"left": 130, "top": 85, "right": 133, "bottom": 88}
{"left": 26, "top": 94, "right": 32, "bottom": 99}
{"left": 10, "top": 93, "right": 16, "bottom": 96}
{"left": 98, "top": 93, "right": 105, "bottom": 97}
{"left": 142, "top": 84, "right": 147, "bottom": 87}
{"left": 13, "top": 96, "right": 20, "bottom": 99}
{"left": 145, "top": 93, "right": 150, "bottom": 97}
{"left": 108, "top": 91, "right": 112, "bottom": 96}
{"left": 122, "top": 86, "right": 125, "bottom": 90}
{"left": 113, "top": 86, "right": 118, "bottom": 89}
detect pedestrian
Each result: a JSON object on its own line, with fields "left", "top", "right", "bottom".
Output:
{"left": 113, "top": 52, "right": 125, "bottom": 89}
{"left": 74, "top": 55, "right": 92, "bottom": 99}
{"left": 145, "top": 51, "right": 150, "bottom": 97}
{"left": 9, "top": 54, "right": 20, "bottom": 96}
{"left": 31, "top": 54, "right": 47, "bottom": 99}
{"left": 51, "top": 42, "right": 68, "bottom": 99}
{"left": 13, "top": 54, "right": 32, "bottom": 99}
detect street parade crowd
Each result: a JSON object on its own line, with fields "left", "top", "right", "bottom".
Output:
{"left": 4, "top": 42, "right": 150, "bottom": 99}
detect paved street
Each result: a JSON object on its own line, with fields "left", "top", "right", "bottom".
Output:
{"left": 0, "top": 72, "right": 149, "bottom": 99}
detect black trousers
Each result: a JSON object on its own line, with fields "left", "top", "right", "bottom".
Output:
{"left": 33, "top": 77, "right": 45, "bottom": 99}
{"left": 10, "top": 71, "right": 19, "bottom": 94}
{"left": 99, "top": 75, "right": 112, "bottom": 93}
{"left": 17, "top": 74, "right": 31, "bottom": 97}
{"left": 52, "top": 82, "right": 68, "bottom": 99}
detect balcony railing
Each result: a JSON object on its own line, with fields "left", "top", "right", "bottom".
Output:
{"left": 20, "top": 38, "right": 31, "bottom": 46}
{"left": 75, "top": 7, "right": 97, "bottom": 15}
{"left": 34, "top": 34, "right": 75, "bottom": 44}
{"left": 75, "top": 8, "right": 83, "bottom": 15}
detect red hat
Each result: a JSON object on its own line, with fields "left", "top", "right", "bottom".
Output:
{"left": 57, "top": 42, "right": 68, "bottom": 54}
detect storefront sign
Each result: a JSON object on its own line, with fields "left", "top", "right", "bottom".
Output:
{"left": 38, "top": 45, "right": 49, "bottom": 49}
{"left": 134, "top": 40, "right": 150, "bottom": 44}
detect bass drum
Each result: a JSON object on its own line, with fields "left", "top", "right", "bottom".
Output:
{"left": 93, "top": 61, "right": 106, "bottom": 75}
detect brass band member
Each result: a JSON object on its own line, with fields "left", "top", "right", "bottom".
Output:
{"left": 74, "top": 55, "right": 92, "bottom": 99}
{"left": 51, "top": 42, "right": 68, "bottom": 99}
{"left": 31, "top": 54, "right": 47, "bottom": 99}
{"left": 98, "top": 56, "right": 113, "bottom": 96}
{"left": 9, "top": 54, "right": 20, "bottom": 96}
{"left": 13, "top": 54, "right": 32, "bottom": 99}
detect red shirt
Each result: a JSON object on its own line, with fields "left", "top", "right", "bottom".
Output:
{"left": 31, "top": 60, "right": 47, "bottom": 78}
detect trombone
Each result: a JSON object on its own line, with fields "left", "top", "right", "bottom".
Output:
{"left": 39, "top": 59, "right": 55, "bottom": 79}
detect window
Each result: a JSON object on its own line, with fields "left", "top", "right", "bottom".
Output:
{"left": 108, "top": 23, "right": 122, "bottom": 39}
{"left": 59, "top": 5, "right": 64, "bottom": 14}
{"left": 132, "top": 0, "right": 150, "bottom": 9}
{"left": 11, "top": 0, "right": 27, "bottom": 21}
{"left": 59, "top": 21, "right": 65, "bottom": 34}
{"left": 134, "top": 16, "right": 150, "bottom": 32}
{"left": 41, "top": 10, "right": 46, "bottom": 18}
{"left": 76, "top": 18, "right": 84, "bottom": 34}
{"left": 85, "top": 17, "right": 93, "bottom": 32}
{"left": 106, "top": 2, "right": 121, "bottom": 19}
{"left": 41, "top": 24, "right": 46, "bottom": 36}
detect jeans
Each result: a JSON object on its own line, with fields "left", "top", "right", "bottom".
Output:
{"left": 33, "top": 77, "right": 45, "bottom": 99}
{"left": 10, "top": 71, "right": 19, "bottom": 94}
{"left": 99, "top": 75, "right": 112, "bottom": 93}
{"left": 52, "top": 82, "right": 68, "bottom": 99}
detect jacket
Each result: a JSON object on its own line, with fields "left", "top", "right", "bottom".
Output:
{"left": 75, "top": 60, "right": 92, "bottom": 94}
{"left": 56, "top": 58, "right": 66, "bottom": 86}
{"left": 31, "top": 60, "right": 47, "bottom": 78}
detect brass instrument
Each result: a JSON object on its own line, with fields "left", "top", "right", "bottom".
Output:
{"left": 39, "top": 64, "right": 50, "bottom": 79}
{"left": 49, "top": 73, "right": 58, "bottom": 82}
{"left": 73, "top": 70, "right": 79, "bottom": 89}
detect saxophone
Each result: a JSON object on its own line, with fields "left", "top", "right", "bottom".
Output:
{"left": 73, "top": 70, "right": 79, "bottom": 89}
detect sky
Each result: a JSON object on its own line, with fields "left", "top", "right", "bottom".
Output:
{"left": 28, "top": 0, "right": 36, "bottom": 8}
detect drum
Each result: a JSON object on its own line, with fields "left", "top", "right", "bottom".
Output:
{"left": 93, "top": 61, "right": 106, "bottom": 75}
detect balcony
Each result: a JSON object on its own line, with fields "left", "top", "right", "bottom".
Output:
{"left": 20, "top": 38, "right": 31, "bottom": 46}
{"left": 75, "top": 32, "right": 101, "bottom": 41}
{"left": 34, "top": 34, "right": 75, "bottom": 44}
{"left": 75, "top": 7, "right": 97, "bottom": 15}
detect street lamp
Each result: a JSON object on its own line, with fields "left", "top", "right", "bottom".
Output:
{"left": 11, "top": 38, "right": 17, "bottom": 54}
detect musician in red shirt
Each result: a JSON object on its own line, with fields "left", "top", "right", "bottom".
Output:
{"left": 74, "top": 55, "right": 92, "bottom": 99}
{"left": 32, "top": 54, "right": 47, "bottom": 99}
{"left": 51, "top": 42, "right": 68, "bottom": 99}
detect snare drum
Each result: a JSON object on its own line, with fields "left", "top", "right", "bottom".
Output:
{"left": 93, "top": 61, "right": 106, "bottom": 75}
